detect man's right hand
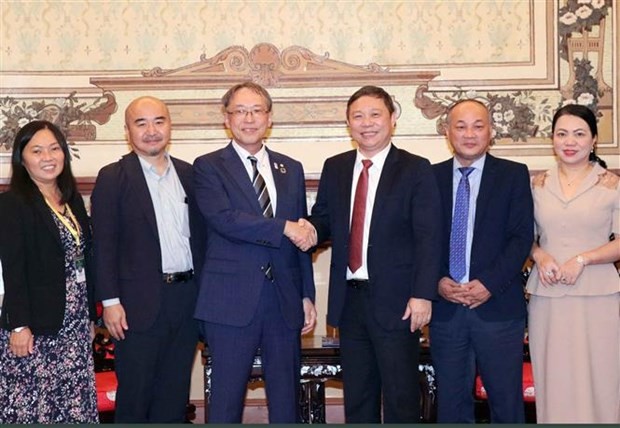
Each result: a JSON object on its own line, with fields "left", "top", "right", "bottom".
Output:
{"left": 103, "top": 304, "right": 129, "bottom": 340}
{"left": 284, "top": 219, "right": 317, "bottom": 251}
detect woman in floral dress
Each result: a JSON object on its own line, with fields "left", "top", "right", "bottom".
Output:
{"left": 0, "top": 120, "right": 98, "bottom": 423}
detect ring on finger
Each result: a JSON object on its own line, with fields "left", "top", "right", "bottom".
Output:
{"left": 546, "top": 271, "right": 553, "bottom": 276}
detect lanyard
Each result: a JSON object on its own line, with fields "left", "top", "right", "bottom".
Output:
{"left": 45, "top": 199, "right": 81, "bottom": 247}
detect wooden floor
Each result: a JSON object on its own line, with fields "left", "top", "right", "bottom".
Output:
{"left": 189, "top": 402, "right": 346, "bottom": 424}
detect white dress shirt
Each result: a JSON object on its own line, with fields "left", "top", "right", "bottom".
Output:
{"left": 346, "top": 144, "right": 392, "bottom": 280}
{"left": 231, "top": 141, "right": 278, "bottom": 214}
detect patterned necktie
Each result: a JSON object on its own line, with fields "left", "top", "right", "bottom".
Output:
{"left": 449, "top": 166, "right": 474, "bottom": 283}
{"left": 348, "top": 159, "right": 373, "bottom": 273}
{"left": 248, "top": 156, "right": 273, "bottom": 218}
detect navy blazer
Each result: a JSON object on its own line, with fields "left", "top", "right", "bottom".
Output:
{"left": 193, "top": 143, "right": 315, "bottom": 330}
{"left": 310, "top": 145, "right": 442, "bottom": 330}
{"left": 432, "top": 154, "right": 534, "bottom": 322}
{"left": 0, "top": 189, "right": 96, "bottom": 334}
{"left": 91, "top": 152, "right": 205, "bottom": 332}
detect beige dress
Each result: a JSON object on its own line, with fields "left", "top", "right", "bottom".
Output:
{"left": 526, "top": 163, "right": 620, "bottom": 423}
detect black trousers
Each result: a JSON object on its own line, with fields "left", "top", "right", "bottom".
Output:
{"left": 339, "top": 285, "right": 421, "bottom": 423}
{"left": 430, "top": 306, "right": 525, "bottom": 423}
{"left": 113, "top": 279, "right": 198, "bottom": 423}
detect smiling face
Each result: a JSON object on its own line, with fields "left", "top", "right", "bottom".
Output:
{"left": 224, "top": 87, "right": 273, "bottom": 155}
{"left": 21, "top": 128, "right": 65, "bottom": 187}
{"left": 552, "top": 114, "right": 596, "bottom": 167}
{"left": 347, "top": 95, "right": 396, "bottom": 158}
{"left": 124, "top": 97, "right": 171, "bottom": 159}
{"left": 446, "top": 100, "right": 492, "bottom": 166}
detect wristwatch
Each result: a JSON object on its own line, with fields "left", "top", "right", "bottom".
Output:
{"left": 12, "top": 326, "right": 27, "bottom": 333}
{"left": 576, "top": 255, "right": 587, "bottom": 266}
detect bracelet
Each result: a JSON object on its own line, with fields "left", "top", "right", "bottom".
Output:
{"left": 575, "top": 255, "right": 587, "bottom": 266}
{"left": 12, "top": 326, "right": 27, "bottom": 333}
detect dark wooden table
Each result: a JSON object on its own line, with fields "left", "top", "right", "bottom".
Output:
{"left": 202, "top": 336, "right": 437, "bottom": 424}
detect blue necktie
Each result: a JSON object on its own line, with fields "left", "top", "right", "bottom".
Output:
{"left": 449, "top": 167, "right": 474, "bottom": 283}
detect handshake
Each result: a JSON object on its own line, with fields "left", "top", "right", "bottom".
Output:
{"left": 284, "top": 218, "right": 318, "bottom": 251}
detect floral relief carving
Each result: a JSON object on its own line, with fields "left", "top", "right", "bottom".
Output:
{"left": 559, "top": 0, "right": 612, "bottom": 109}
{"left": 414, "top": 85, "right": 553, "bottom": 141}
{"left": 0, "top": 92, "right": 117, "bottom": 157}
{"left": 558, "top": 0, "right": 612, "bottom": 61}
{"left": 111, "top": 43, "right": 438, "bottom": 89}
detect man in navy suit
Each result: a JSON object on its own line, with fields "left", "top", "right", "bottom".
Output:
{"left": 430, "top": 99, "right": 534, "bottom": 423}
{"left": 91, "top": 96, "right": 205, "bottom": 422}
{"left": 306, "top": 86, "right": 442, "bottom": 422}
{"left": 193, "top": 82, "right": 317, "bottom": 423}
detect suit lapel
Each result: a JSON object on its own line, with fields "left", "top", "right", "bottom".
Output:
{"left": 337, "top": 151, "right": 357, "bottom": 230}
{"left": 121, "top": 153, "right": 159, "bottom": 240}
{"left": 220, "top": 143, "right": 263, "bottom": 215}
{"left": 33, "top": 194, "right": 63, "bottom": 248}
{"left": 171, "top": 157, "right": 191, "bottom": 197}
{"left": 474, "top": 154, "right": 497, "bottom": 235}
{"left": 369, "top": 145, "right": 398, "bottom": 238}
{"left": 267, "top": 148, "right": 288, "bottom": 218}
{"left": 437, "top": 160, "right": 454, "bottom": 224}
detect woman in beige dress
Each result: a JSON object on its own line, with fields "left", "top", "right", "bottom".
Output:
{"left": 526, "top": 104, "right": 620, "bottom": 423}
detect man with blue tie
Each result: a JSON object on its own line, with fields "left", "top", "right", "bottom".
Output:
{"left": 193, "top": 82, "right": 317, "bottom": 423}
{"left": 431, "top": 99, "right": 534, "bottom": 423}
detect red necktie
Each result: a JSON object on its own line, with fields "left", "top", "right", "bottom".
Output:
{"left": 348, "top": 159, "right": 373, "bottom": 273}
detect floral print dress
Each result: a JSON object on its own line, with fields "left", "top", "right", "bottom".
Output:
{"left": 0, "top": 208, "right": 98, "bottom": 423}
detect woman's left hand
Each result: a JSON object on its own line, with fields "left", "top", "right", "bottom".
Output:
{"left": 557, "top": 257, "right": 585, "bottom": 285}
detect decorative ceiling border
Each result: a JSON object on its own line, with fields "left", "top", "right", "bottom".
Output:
{"left": 90, "top": 43, "right": 440, "bottom": 90}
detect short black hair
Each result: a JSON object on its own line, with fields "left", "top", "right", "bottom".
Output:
{"left": 346, "top": 86, "right": 395, "bottom": 118}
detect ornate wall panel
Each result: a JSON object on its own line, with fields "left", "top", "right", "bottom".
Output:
{"left": 0, "top": 0, "right": 617, "bottom": 166}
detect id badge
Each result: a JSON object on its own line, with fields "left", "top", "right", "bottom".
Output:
{"left": 75, "top": 255, "right": 86, "bottom": 283}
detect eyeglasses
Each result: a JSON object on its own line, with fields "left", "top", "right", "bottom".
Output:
{"left": 226, "top": 107, "right": 270, "bottom": 118}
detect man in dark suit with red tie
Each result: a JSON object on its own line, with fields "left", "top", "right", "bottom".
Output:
{"left": 193, "top": 82, "right": 317, "bottom": 423}
{"left": 306, "top": 86, "right": 443, "bottom": 423}
{"left": 431, "top": 99, "right": 534, "bottom": 423}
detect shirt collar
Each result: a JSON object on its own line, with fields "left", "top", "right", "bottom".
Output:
{"left": 232, "top": 140, "right": 268, "bottom": 165}
{"left": 453, "top": 153, "right": 486, "bottom": 174}
{"left": 137, "top": 152, "right": 171, "bottom": 177}
{"left": 355, "top": 143, "right": 392, "bottom": 170}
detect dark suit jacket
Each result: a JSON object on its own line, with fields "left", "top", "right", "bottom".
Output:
{"left": 432, "top": 154, "right": 534, "bottom": 322}
{"left": 193, "top": 143, "right": 315, "bottom": 330}
{"left": 310, "top": 145, "right": 442, "bottom": 330}
{"left": 0, "top": 189, "right": 96, "bottom": 334}
{"left": 91, "top": 152, "right": 205, "bottom": 332}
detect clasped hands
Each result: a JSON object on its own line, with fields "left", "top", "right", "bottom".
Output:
{"left": 284, "top": 218, "right": 317, "bottom": 251}
{"left": 535, "top": 251, "right": 583, "bottom": 287}
{"left": 438, "top": 277, "right": 491, "bottom": 309}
